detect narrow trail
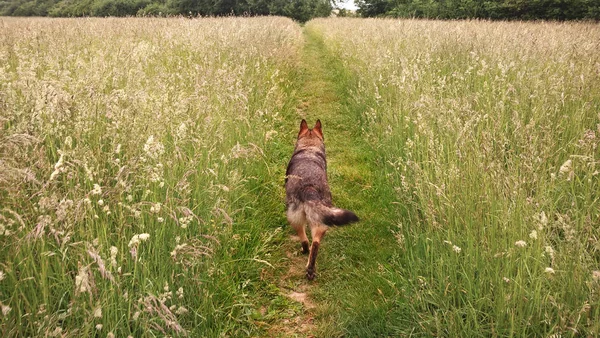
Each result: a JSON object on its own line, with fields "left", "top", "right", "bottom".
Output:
{"left": 269, "top": 24, "right": 399, "bottom": 337}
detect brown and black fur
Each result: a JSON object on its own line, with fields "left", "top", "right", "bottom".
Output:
{"left": 285, "top": 119, "right": 359, "bottom": 280}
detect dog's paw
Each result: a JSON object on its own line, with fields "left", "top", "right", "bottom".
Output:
{"left": 306, "top": 267, "right": 316, "bottom": 280}
{"left": 301, "top": 241, "right": 309, "bottom": 255}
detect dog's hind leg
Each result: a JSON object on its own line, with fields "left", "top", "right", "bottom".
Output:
{"left": 287, "top": 206, "right": 309, "bottom": 254}
{"left": 306, "top": 223, "right": 328, "bottom": 280}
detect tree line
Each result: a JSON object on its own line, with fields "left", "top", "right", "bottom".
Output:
{"left": 0, "top": 0, "right": 332, "bottom": 22}
{"left": 1, "top": 0, "right": 598, "bottom": 21}
{"left": 356, "top": 0, "right": 600, "bottom": 20}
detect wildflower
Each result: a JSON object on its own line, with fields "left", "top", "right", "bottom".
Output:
{"left": 536, "top": 211, "right": 548, "bottom": 230}
{"left": 150, "top": 203, "right": 161, "bottom": 214}
{"left": 0, "top": 270, "right": 5, "bottom": 281}
{"left": 177, "top": 123, "right": 187, "bottom": 139}
{"left": 93, "top": 307, "right": 102, "bottom": 318}
{"left": 110, "top": 246, "right": 118, "bottom": 268}
{"left": 177, "top": 287, "right": 184, "bottom": 299}
{"left": 107, "top": 333, "right": 115, "bottom": 338}
{"left": 529, "top": 230, "right": 538, "bottom": 240}
{"left": 545, "top": 267, "right": 555, "bottom": 274}
{"left": 75, "top": 266, "right": 91, "bottom": 293}
{"left": 544, "top": 246, "right": 554, "bottom": 258}
{"left": 1, "top": 303, "right": 11, "bottom": 316}
{"left": 452, "top": 245, "right": 461, "bottom": 253}
{"left": 65, "top": 136, "right": 72, "bottom": 149}
{"left": 559, "top": 159, "right": 573, "bottom": 180}
{"left": 138, "top": 233, "right": 150, "bottom": 241}
{"left": 502, "top": 277, "right": 510, "bottom": 283}
{"left": 95, "top": 324, "right": 103, "bottom": 331}
{"left": 127, "top": 195, "right": 133, "bottom": 202}
{"left": 176, "top": 306, "right": 188, "bottom": 315}
{"left": 515, "top": 240, "right": 527, "bottom": 248}
{"left": 143, "top": 135, "right": 165, "bottom": 160}
{"left": 91, "top": 184, "right": 102, "bottom": 195}
{"left": 98, "top": 199, "right": 104, "bottom": 206}
{"left": 49, "top": 153, "right": 65, "bottom": 181}
{"left": 592, "top": 271, "right": 600, "bottom": 282}
{"left": 157, "top": 217, "right": 164, "bottom": 223}
{"left": 133, "top": 311, "right": 140, "bottom": 320}
{"left": 178, "top": 215, "right": 193, "bottom": 229}
{"left": 115, "top": 144, "right": 121, "bottom": 154}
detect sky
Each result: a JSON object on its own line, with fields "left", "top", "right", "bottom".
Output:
{"left": 337, "top": 0, "right": 359, "bottom": 10}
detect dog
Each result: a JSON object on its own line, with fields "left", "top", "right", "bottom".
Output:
{"left": 285, "top": 119, "right": 359, "bottom": 280}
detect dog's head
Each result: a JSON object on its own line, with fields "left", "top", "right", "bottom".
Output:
{"left": 296, "top": 119, "right": 324, "bottom": 147}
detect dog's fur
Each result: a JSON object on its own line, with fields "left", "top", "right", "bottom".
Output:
{"left": 285, "top": 119, "right": 359, "bottom": 280}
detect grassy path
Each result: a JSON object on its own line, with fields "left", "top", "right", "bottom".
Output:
{"left": 271, "top": 24, "right": 404, "bottom": 337}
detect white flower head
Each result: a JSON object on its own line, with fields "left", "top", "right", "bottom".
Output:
{"left": 75, "top": 266, "right": 91, "bottom": 294}
{"left": 559, "top": 159, "right": 574, "bottom": 180}
{"left": 143, "top": 135, "right": 165, "bottom": 160}
{"left": 515, "top": 240, "right": 527, "bottom": 248}
{"left": 452, "top": 245, "right": 461, "bottom": 253}
{"left": 559, "top": 159, "right": 572, "bottom": 175}
{"left": 91, "top": 184, "right": 102, "bottom": 196}
{"left": 177, "top": 123, "right": 187, "bottom": 139}
{"left": 545, "top": 267, "right": 555, "bottom": 274}
{"left": 65, "top": 136, "right": 73, "bottom": 149}
{"left": 539, "top": 211, "right": 548, "bottom": 227}
{"left": 110, "top": 246, "right": 118, "bottom": 268}
{"left": 176, "top": 306, "right": 188, "bottom": 315}
{"left": 1, "top": 304, "right": 11, "bottom": 316}
{"left": 529, "top": 230, "right": 538, "bottom": 240}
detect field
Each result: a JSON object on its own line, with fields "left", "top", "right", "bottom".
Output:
{"left": 1, "top": 16, "right": 599, "bottom": 337}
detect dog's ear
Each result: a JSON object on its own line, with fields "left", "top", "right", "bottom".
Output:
{"left": 313, "top": 119, "right": 323, "bottom": 139}
{"left": 298, "top": 119, "right": 309, "bottom": 138}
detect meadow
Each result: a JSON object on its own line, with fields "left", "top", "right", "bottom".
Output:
{"left": 1, "top": 16, "right": 599, "bottom": 337}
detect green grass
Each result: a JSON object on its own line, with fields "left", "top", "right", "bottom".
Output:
{"left": 306, "top": 18, "right": 600, "bottom": 337}
{"left": 1, "top": 16, "right": 600, "bottom": 337}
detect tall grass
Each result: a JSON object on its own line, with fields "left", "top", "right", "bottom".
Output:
{"left": 309, "top": 18, "right": 600, "bottom": 336}
{"left": 0, "top": 17, "right": 303, "bottom": 336}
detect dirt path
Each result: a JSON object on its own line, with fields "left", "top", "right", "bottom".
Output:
{"left": 268, "top": 24, "right": 377, "bottom": 337}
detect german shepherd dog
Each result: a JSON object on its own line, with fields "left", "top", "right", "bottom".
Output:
{"left": 285, "top": 119, "right": 359, "bottom": 280}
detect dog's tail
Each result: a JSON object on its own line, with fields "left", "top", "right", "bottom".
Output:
{"left": 305, "top": 202, "right": 359, "bottom": 226}
{"left": 322, "top": 206, "right": 359, "bottom": 226}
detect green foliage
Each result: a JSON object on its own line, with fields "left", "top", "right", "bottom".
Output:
{"left": 137, "top": 2, "right": 170, "bottom": 16}
{"left": 0, "top": 0, "right": 333, "bottom": 21}
{"left": 357, "top": 0, "right": 600, "bottom": 20}
{"left": 90, "top": 0, "right": 148, "bottom": 16}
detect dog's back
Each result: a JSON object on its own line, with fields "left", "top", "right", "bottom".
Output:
{"left": 285, "top": 119, "right": 358, "bottom": 280}
{"left": 285, "top": 141, "right": 332, "bottom": 210}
